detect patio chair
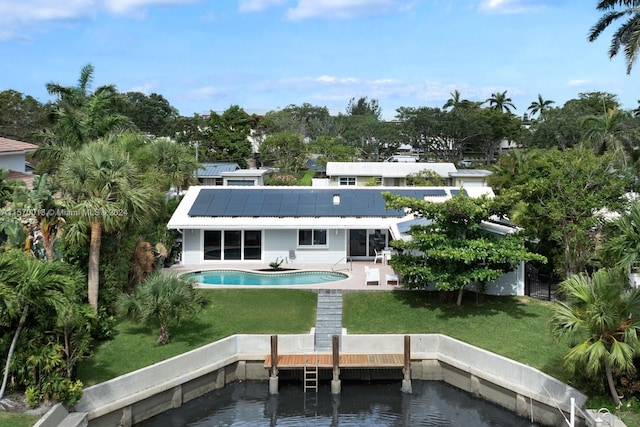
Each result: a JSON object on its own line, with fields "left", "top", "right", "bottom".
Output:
{"left": 364, "top": 266, "right": 380, "bottom": 286}
{"left": 373, "top": 249, "right": 385, "bottom": 264}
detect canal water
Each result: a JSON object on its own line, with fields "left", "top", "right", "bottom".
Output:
{"left": 136, "top": 380, "right": 541, "bottom": 426}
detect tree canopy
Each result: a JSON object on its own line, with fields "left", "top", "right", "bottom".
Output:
{"left": 383, "top": 193, "right": 545, "bottom": 306}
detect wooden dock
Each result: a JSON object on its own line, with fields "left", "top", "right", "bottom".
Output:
{"left": 264, "top": 353, "right": 404, "bottom": 369}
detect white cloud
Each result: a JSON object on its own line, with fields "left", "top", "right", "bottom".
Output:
{"left": 478, "top": 0, "right": 545, "bottom": 14}
{"left": 127, "top": 82, "right": 158, "bottom": 94}
{"left": 286, "top": 0, "right": 412, "bottom": 20}
{"left": 0, "top": 0, "right": 200, "bottom": 40}
{"left": 0, "top": 0, "right": 96, "bottom": 40}
{"left": 567, "top": 79, "right": 592, "bottom": 86}
{"left": 238, "top": 0, "right": 287, "bottom": 13}
{"left": 104, "top": 0, "right": 199, "bottom": 14}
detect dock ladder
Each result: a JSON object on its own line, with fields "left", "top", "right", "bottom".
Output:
{"left": 303, "top": 353, "right": 319, "bottom": 392}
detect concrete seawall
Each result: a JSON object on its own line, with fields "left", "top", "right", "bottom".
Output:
{"left": 38, "top": 334, "right": 589, "bottom": 427}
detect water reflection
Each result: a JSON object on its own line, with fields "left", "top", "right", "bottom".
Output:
{"left": 137, "top": 380, "right": 540, "bottom": 426}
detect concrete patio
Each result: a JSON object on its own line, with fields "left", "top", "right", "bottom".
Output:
{"left": 167, "top": 260, "right": 401, "bottom": 291}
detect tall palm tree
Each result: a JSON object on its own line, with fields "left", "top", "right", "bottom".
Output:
{"left": 36, "top": 64, "right": 133, "bottom": 168}
{"left": 0, "top": 251, "right": 80, "bottom": 399}
{"left": 117, "top": 272, "right": 207, "bottom": 344}
{"left": 601, "top": 199, "right": 640, "bottom": 272}
{"left": 589, "top": 1, "right": 640, "bottom": 74}
{"left": 57, "top": 137, "right": 160, "bottom": 312}
{"left": 580, "top": 107, "right": 638, "bottom": 163}
{"left": 485, "top": 90, "right": 517, "bottom": 113}
{"left": 549, "top": 268, "right": 640, "bottom": 407}
{"left": 527, "top": 94, "right": 555, "bottom": 118}
{"left": 442, "top": 90, "right": 473, "bottom": 111}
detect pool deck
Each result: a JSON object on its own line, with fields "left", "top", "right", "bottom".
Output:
{"left": 166, "top": 260, "right": 401, "bottom": 291}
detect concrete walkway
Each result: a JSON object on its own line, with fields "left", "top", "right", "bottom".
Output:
{"left": 314, "top": 290, "right": 343, "bottom": 352}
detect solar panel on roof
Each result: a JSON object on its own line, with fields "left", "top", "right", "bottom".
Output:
{"left": 187, "top": 187, "right": 452, "bottom": 218}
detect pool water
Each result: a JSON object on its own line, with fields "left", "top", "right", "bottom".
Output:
{"left": 136, "top": 380, "right": 540, "bottom": 426}
{"left": 186, "top": 270, "right": 349, "bottom": 286}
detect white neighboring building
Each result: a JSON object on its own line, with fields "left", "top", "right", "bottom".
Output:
{"left": 0, "top": 137, "right": 38, "bottom": 189}
{"left": 324, "top": 161, "right": 491, "bottom": 188}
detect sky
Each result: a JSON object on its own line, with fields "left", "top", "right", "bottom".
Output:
{"left": 1, "top": 0, "right": 638, "bottom": 120}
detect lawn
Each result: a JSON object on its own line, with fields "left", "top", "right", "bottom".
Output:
{"left": 76, "top": 289, "right": 318, "bottom": 385}
{"left": 343, "top": 291, "right": 566, "bottom": 380}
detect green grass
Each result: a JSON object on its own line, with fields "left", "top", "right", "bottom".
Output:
{"left": 344, "top": 291, "right": 566, "bottom": 380}
{"left": 0, "top": 412, "right": 39, "bottom": 427}
{"left": 77, "top": 289, "right": 317, "bottom": 385}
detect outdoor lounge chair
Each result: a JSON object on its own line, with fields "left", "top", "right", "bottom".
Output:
{"left": 385, "top": 273, "right": 399, "bottom": 286}
{"left": 364, "top": 266, "right": 380, "bottom": 286}
{"left": 373, "top": 249, "right": 385, "bottom": 264}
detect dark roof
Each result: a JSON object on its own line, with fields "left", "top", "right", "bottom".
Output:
{"left": 197, "top": 162, "right": 240, "bottom": 177}
{"left": 188, "top": 188, "right": 453, "bottom": 218}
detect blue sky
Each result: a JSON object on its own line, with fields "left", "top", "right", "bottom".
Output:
{"left": 1, "top": 0, "right": 638, "bottom": 120}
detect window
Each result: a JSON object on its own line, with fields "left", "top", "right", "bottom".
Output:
{"left": 224, "top": 230, "right": 242, "bottom": 260}
{"left": 204, "top": 230, "right": 262, "bottom": 260}
{"left": 244, "top": 230, "right": 261, "bottom": 260}
{"left": 204, "top": 231, "right": 221, "bottom": 260}
{"left": 298, "top": 229, "right": 327, "bottom": 247}
{"left": 339, "top": 177, "right": 356, "bottom": 186}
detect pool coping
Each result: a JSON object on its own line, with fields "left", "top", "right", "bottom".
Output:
{"left": 168, "top": 261, "right": 400, "bottom": 290}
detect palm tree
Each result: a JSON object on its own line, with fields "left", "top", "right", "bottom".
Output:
{"left": 442, "top": 90, "right": 473, "bottom": 111}
{"left": 485, "top": 91, "right": 517, "bottom": 113}
{"left": 35, "top": 64, "right": 133, "bottom": 169}
{"left": 0, "top": 251, "right": 81, "bottom": 399}
{"left": 116, "top": 272, "right": 207, "bottom": 344}
{"left": 549, "top": 268, "right": 640, "bottom": 407}
{"left": 589, "top": 1, "right": 640, "bottom": 74}
{"left": 580, "top": 107, "right": 638, "bottom": 163}
{"left": 601, "top": 200, "right": 640, "bottom": 273}
{"left": 137, "top": 138, "right": 199, "bottom": 193}
{"left": 527, "top": 94, "right": 555, "bottom": 118}
{"left": 10, "top": 174, "right": 66, "bottom": 260}
{"left": 57, "top": 137, "right": 160, "bottom": 312}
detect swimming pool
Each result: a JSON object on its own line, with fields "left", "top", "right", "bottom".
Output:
{"left": 185, "top": 269, "right": 349, "bottom": 286}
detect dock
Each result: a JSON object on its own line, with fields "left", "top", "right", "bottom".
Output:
{"left": 264, "top": 353, "right": 404, "bottom": 369}
{"left": 265, "top": 335, "right": 413, "bottom": 395}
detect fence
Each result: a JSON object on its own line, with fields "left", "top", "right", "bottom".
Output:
{"left": 525, "top": 264, "right": 557, "bottom": 301}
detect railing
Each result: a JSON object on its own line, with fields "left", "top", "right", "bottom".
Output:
{"left": 332, "top": 257, "right": 352, "bottom": 272}
{"left": 540, "top": 382, "right": 581, "bottom": 426}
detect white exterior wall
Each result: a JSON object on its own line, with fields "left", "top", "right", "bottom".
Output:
{"left": 263, "top": 229, "right": 346, "bottom": 265}
{"left": 414, "top": 263, "right": 524, "bottom": 297}
{"left": 181, "top": 230, "right": 202, "bottom": 264}
{"left": 0, "top": 153, "right": 27, "bottom": 172}
{"left": 180, "top": 228, "right": 348, "bottom": 265}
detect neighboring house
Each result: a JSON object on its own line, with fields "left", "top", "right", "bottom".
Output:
{"left": 167, "top": 185, "right": 525, "bottom": 295}
{"left": 324, "top": 162, "right": 490, "bottom": 187}
{"left": 0, "top": 136, "right": 38, "bottom": 189}
{"left": 449, "top": 169, "right": 493, "bottom": 188}
{"left": 196, "top": 162, "right": 272, "bottom": 186}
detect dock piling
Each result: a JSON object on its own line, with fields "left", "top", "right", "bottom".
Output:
{"left": 269, "top": 335, "right": 279, "bottom": 395}
{"left": 331, "top": 335, "right": 341, "bottom": 395}
{"left": 402, "top": 335, "right": 412, "bottom": 394}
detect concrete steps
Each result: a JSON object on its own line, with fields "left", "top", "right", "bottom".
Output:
{"left": 314, "top": 291, "right": 343, "bottom": 352}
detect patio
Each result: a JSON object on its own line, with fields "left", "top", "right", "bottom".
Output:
{"left": 167, "top": 260, "right": 401, "bottom": 291}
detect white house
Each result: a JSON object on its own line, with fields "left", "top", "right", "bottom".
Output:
{"left": 0, "top": 137, "right": 38, "bottom": 189}
{"left": 196, "top": 162, "right": 274, "bottom": 186}
{"left": 324, "top": 162, "right": 491, "bottom": 187}
{"left": 167, "top": 185, "right": 526, "bottom": 295}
